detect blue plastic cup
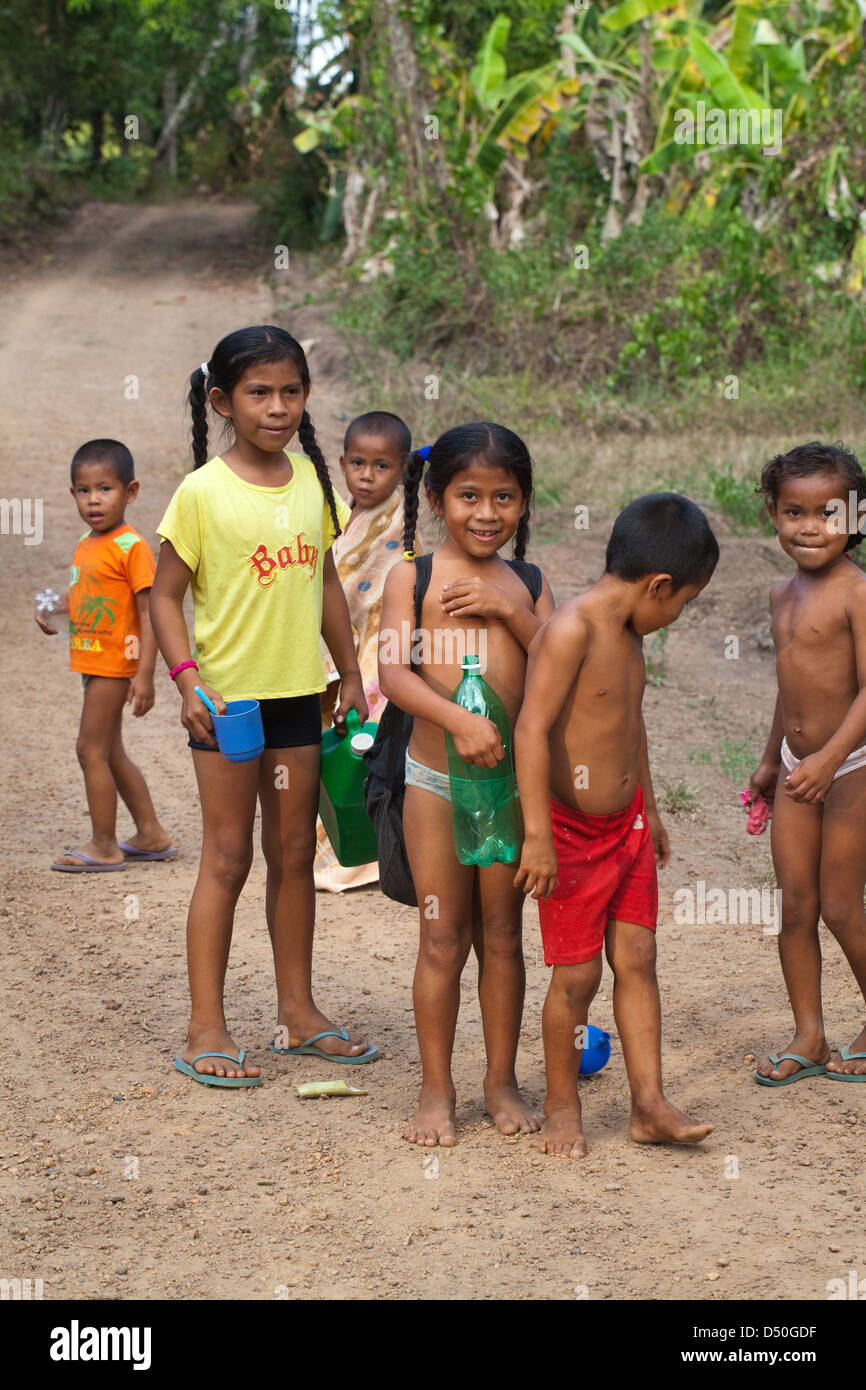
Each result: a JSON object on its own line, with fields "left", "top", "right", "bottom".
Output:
{"left": 211, "top": 699, "right": 265, "bottom": 763}
{"left": 578, "top": 1024, "right": 611, "bottom": 1075}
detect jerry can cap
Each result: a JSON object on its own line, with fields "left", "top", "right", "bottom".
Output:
{"left": 351, "top": 731, "right": 375, "bottom": 754}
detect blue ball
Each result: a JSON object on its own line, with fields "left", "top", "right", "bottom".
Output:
{"left": 578, "top": 1024, "right": 611, "bottom": 1074}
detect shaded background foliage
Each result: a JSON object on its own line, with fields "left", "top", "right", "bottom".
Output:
{"left": 3, "top": 1, "right": 866, "bottom": 407}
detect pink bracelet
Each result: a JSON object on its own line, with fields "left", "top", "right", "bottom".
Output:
{"left": 169, "top": 660, "right": 198, "bottom": 682}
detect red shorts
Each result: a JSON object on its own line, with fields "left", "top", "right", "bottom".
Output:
{"left": 537, "top": 785, "right": 658, "bottom": 965}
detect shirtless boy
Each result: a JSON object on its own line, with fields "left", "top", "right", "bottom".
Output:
{"left": 751, "top": 442, "right": 866, "bottom": 1084}
{"left": 514, "top": 493, "right": 719, "bottom": 1157}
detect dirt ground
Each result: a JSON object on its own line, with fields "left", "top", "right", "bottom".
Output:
{"left": 1, "top": 202, "right": 864, "bottom": 1303}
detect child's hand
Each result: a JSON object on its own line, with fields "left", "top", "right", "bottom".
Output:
{"left": 34, "top": 610, "right": 59, "bottom": 636}
{"left": 514, "top": 834, "right": 558, "bottom": 898}
{"left": 647, "top": 807, "right": 670, "bottom": 868}
{"left": 127, "top": 673, "right": 155, "bottom": 717}
{"left": 440, "top": 578, "right": 511, "bottom": 621}
{"left": 450, "top": 709, "right": 505, "bottom": 767}
{"left": 181, "top": 681, "right": 225, "bottom": 747}
{"left": 783, "top": 749, "right": 840, "bottom": 803}
{"left": 333, "top": 671, "right": 368, "bottom": 734}
{"left": 750, "top": 759, "right": 780, "bottom": 806}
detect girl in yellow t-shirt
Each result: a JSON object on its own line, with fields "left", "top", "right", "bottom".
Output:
{"left": 151, "top": 325, "right": 377, "bottom": 1087}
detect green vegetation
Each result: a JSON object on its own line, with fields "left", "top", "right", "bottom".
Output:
{"left": 645, "top": 627, "right": 670, "bottom": 687}
{"left": 718, "top": 736, "right": 757, "bottom": 785}
{"left": 661, "top": 780, "right": 698, "bottom": 817}
{"left": 4, "top": 1, "right": 865, "bottom": 467}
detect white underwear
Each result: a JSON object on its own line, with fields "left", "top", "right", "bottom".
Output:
{"left": 780, "top": 737, "right": 866, "bottom": 781}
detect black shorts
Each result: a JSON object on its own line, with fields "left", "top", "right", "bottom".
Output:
{"left": 188, "top": 693, "right": 322, "bottom": 752}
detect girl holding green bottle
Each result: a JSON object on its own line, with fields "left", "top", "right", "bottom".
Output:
{"left": 378, "top": 423, "right": 555, "bottom": 1146}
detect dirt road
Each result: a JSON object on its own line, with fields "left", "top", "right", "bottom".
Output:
{"left": 0, "top": 202, "right": 863, "bottom": 1302}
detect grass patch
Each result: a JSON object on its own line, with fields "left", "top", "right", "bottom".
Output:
{"left": 661, "top": 780, "right": 698, "bottom": 817}
{"left": 704, "top": 462, "right": 773, "bottom": 536}
{"left": 718, "top": 737, "right": 757, "bottom": 785}
{"left": 645, "top": 629, "right": 670, "bottom": 687}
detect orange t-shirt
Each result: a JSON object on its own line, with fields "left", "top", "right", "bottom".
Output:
{"left": 68, "top": 524, "right": 156, "bottom": 677}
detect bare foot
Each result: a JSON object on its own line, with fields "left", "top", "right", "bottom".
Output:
{"left": 121, "top": 829, "right": 175, "bottom": 855}
{"left": 182, "top": 1027, "right": 260, "bottom": 1080}
{"left": 537, "top": 1106, "right": 588, "bottom": 1159}
{"left": 273, "top": 1009, "right": 373, "bottom": 1060}
{"left": 827, "top": 1024, "right": 866, "bottom": 1077}
{"left": 755, "top": 1033, "right": 829, "bottom": 1082}
{"left": 629, "top": 1099, "right": 713, "bottom": 1145}
{"left": 403, "top": 1086, "right": 457, "bottom": 1147}
{"left": 483, "top": 1078, "right": 543, "bottom": 1136}
{"left": 53, "top": 841, "right": 124, "bottom": 869}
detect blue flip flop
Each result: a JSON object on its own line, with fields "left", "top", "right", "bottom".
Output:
{"left": 51, "top": 850, "right": 126, "bottom": 873}
{"left": 119, "top": 842, "right": 178, "bottom": 862}
{"left": 174, "top": 1049, "right": 262, "bottom": 1087}
{"left": 825, "top": 1045, "right": 866, "bottom": 1081}
{"left": 754, "top": 1050, "right": 828, "bottom": 1086}
{"left": 272, "top": 1026, "right": 379, "bottom": 1065}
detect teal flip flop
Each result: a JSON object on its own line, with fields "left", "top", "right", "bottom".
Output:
{"left": 174, "top": 1049, "right": 262, "bottom": 1088}
{"left": 754, "top": 1050, "right": 828, "bottom": 1086}
{"left": 272, "top": 1026, "right": 379, "bottom": 1065}
{"left": 825, "top": 1044, "right": 866, "bottom": 1081}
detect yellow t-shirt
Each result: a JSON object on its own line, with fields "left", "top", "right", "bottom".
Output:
{"left": 156, "top": 454, "right": 351, "bottom": 701}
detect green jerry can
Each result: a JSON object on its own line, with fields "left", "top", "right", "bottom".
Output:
{"left": 319, "top": 708, "right": 380, "bottom": 867}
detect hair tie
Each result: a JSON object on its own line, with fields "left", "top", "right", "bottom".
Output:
{"left": 418, "top": 445, "right": 431, "bottom": 460}
{"left": 200, "top": 362, "right": 210, "bottom": 379}
{"left": 403, "top": 549, "right": 415, "bottom": 561}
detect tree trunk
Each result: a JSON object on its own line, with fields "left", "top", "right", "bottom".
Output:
{"left": 90, "top": 111, "right": 104, "bottom": 172}
{"left": 375, "top": 0, "right": 429, "bottom": 204}
{"left": 151, "top": 20, "right": 230, "bottom": 173}
{"left": 162, "top": 71, "right": 178, "bottom": 178}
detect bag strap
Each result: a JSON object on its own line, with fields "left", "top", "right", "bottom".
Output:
{"left": 504, "top": 557, "right": 543, "bottom": 603}
{"left": 380, "top": 554, "right": 433, "bottom": 787}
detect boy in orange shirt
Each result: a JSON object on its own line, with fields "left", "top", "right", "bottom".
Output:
{"left": 37, "top": 439, "right": 174, "bottom": 871}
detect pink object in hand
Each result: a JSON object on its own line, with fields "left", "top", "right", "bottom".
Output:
{"left": 740, "top": 788, "right": 771, "bottom": 836}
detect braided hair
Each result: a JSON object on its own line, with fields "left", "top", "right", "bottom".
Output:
{"left": 188, "top": 324, "right": 341, "bottom": 538}
{"left": 402, "top": 422, "right": 534, "bottom": 560}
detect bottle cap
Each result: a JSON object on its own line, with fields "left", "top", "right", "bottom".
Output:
{"left": 461, "top": 653, "right": 481, "bottom": 669}
{"left": 351, "top": 732, "right": 375, "bottom": 755}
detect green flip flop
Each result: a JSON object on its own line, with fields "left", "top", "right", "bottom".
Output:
{"left": 272, "top": 1027, "right": 378, "bottom": 1065}
{"left": 754, "top": 1051, "right": 828, "bottom": 1086}
{"left": 174, "top": 1049, "right": 262, "bottom": 1088}
{"left": 825, "top": 1044, "right": 866, "bottom": 1082}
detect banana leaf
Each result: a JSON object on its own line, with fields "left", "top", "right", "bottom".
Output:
{"left": 470, "top": 14, "right": 511, "bottom": 108}
{"left": 475, "top": 65, "right": 580, "bottom": 175}
{"left": 688, "top": 28, "right": 769, "bottom": 111}
{"left": 601, "top": 0, "right": 682, "bottom": 33}
{"left": 727, "top": 0, "right": 758, "bottom": 79}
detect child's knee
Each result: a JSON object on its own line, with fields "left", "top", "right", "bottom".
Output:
{"left": 552, "top": 957, "right": 603, "bottom": 1006}
{"left": 779, "top": 888, "right": 819, "bottom": 930}
{"left": 609, "top": 928, "right": 656, "bottom": 976}
{"left": 208, "top": 840, "right": 254, "bottom": 891}
{"left": 421, "top": 920, "right": 471, "bottom": 970}
{"left": 819, "top": 891, "right": 863, "bottom": 937}
{"left": 262, "top": 828, "right": 316, "bottom": 875}
{"left": 480, "top": 915, "right": 522, "bottom": 958}
{"left": 76, "top": 737, "right": 109, "bottom": 769}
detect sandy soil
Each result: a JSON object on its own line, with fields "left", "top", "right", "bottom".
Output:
{"left": 0, "top": 202, "right": 864, "bottom": 1303}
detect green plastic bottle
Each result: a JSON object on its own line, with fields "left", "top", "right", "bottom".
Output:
{"left": 319, "top": 708, "right": 380, "bottom": 867}
{"left": 443, "top": 655, "right": 522, "bottom": 866}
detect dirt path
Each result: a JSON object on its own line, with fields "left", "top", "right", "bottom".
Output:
{"left": 1, "top": 202, "right": 863, "bottom": 1303}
